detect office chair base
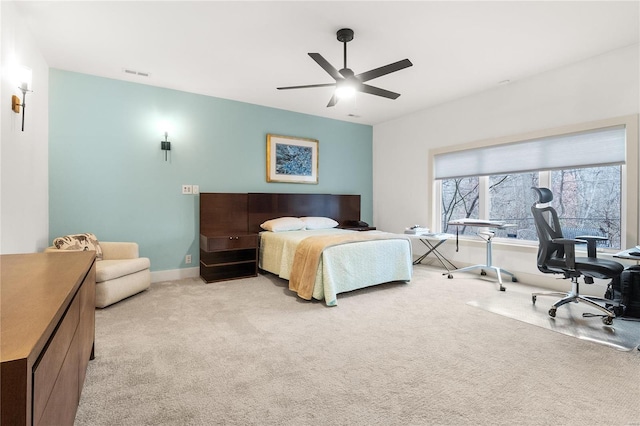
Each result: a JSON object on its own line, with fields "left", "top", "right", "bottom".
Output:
{"left": 532, "top": 282, "right": 616, "bottom": 325}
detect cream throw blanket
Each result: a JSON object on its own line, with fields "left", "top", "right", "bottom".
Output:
{"left": 289, "top": 232, "right": 408, "bottom": 300}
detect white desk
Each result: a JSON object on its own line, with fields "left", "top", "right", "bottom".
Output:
{"left": 446, "top": 219, "right": 518, "bottom": 291}
{"left": 405, "top": 233, "right": 457, "bottom": 274}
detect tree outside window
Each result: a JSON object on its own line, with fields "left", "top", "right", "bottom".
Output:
{"left": 550, "top": 166, "right": 621, "bottom": 249}
{"left": 441, "top": 177, "right": 478, "bottom": 235}
{"left": 489, "top": 173, "right": 539, "bottom": 239}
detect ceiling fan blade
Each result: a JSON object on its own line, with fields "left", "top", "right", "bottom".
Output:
{"left": 360, "top": 84, "right": 401, "bottom": 100}
{"left": 309, "top": 53, "right": 343, "bottom": 81}
{"left": 277, "top": 83, "right": 336, "bottom": 90}
{"left": 356, "top": 59, "right": 413, "bottom": 83}
{"left": 327, "top": 94, "right": 339, "bottom": 107}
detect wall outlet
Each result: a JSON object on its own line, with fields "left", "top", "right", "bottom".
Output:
{"left": 182, "top": 185, "right": 192, "bottom": 195}
{"left": 185, "top": 254, "right": 192, "bottom": 264}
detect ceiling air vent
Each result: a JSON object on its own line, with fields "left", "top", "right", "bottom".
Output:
{"left": 123, "top": 68, "right": 150, "bottom": 77}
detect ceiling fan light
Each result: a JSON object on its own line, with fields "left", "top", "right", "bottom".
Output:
{"left": 335, "top": 84, "right": 356, "bottom": 99}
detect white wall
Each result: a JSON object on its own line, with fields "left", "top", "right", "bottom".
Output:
{"left": 1, "top": 1, "right": 50, "bottom": 254}
{"left": 373, "top": 44, "right": 640, "bottom": 291}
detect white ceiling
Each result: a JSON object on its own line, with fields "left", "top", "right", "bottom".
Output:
{"left": 13, "top": 1, "right": 640, "bottom": 125}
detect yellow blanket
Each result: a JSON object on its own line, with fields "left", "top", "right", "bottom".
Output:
{"left": 289, "top": 232, "right": 406, "bottom": 300}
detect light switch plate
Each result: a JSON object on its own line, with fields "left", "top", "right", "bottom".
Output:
{"left": 192, "top": 185, "right": 199, "bottom": 195}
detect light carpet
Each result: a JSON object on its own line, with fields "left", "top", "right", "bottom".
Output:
{"left": 75, "top": 266, "right": 640, "bottom": 426}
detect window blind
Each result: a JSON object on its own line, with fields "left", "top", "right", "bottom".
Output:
{"left": 434, "top": 125, "right": 626, "bottom": 180}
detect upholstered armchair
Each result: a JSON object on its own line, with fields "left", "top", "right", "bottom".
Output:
{"left": 46, "top": 233, "right": 151, "bottom": 308}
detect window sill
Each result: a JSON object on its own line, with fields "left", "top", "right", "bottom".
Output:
{"left": 453, "top": 235, "right": 622, "bottom": 257}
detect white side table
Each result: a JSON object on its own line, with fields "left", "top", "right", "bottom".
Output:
{"left": 406, "top": 233, "right": 457, "bottom": 275}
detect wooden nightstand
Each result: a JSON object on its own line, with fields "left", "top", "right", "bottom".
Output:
{"left": 199, "top": 233, "right": 258, "bottom": 283}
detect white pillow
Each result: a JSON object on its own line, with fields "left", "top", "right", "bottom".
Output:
{"left": 260, "top": 217, "right": 305, "bottom": 232}
{"left": 300, "top": 216, "right": 338, "bottom": 230}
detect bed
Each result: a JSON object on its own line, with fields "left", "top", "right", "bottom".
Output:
{"left": 259, "top": 225, "right": 412, "bottom": 306}
{"left": 199, "top": 192, "right": 413, "bottom": 306}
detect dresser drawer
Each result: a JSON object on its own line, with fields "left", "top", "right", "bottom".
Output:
{"left": 33, "top": 293, "right": 80, "bottom": 424}
{"left": 78, "top": 266, "right": 96, "bottom": 391}
{"left": 201, "top": 234, "right": 257, "bottom": 251}
{"left": 35, "top": 332, "right": 80, "bottom": 426}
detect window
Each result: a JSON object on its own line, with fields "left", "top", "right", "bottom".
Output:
{"left": 441, "top": 177, "right": 478, "bottom": 235}
{"left": 550, "top": 166, "right": 621, "bottom": 249}
{"left": 489, "top": 172, "right": 539, "bottom": 240}
{"left": 434, "top": 117, "right": 637, "bottom": 251}
{"left": 440, "top": 168, "right": 622, "bottom": 249}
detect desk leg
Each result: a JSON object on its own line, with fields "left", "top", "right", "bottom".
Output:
{"left": 447, "top": 232, "right": 517, "bottom": 291}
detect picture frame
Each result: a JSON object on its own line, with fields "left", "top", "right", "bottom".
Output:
{"left": 266, "top": 134, "right": 319, "bottom": 184}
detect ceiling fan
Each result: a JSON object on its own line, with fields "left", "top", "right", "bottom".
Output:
{"left": 277, "top": 28, "right": 413, "bottom": 107}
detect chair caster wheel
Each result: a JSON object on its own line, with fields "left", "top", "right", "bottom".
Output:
{"left": 532, "top": 295, "right": 537, "bottom": 304}
{"left": 499, "top": 286, "right": 506, "bottom": 292}
{"left": 480, "top": 270, "right": 487, "bottom": 276}
{"left": 602, "top": 316, "right": 614, "bottom": 326}
{"left": 511, "top": 277, "right": 518, "bottom": 282}
{"left": 612, "top": 305, "right": 624, "bottom": 317}
{"left": 447, "top": 274, "right": 453, "bottom": 279}
{"left": 548, "top": 308, "right": 556, "bottom": 318}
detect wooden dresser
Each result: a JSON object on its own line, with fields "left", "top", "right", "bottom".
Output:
{"left": 1, "top": 251, "right": 96, "bottom": 426}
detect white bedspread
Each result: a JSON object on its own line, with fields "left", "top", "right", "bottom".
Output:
{"left": 259, "top": 229, "right": 412, "bottom": 306}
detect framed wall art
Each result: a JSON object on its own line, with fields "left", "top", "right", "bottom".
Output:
{"left": 266, "top": 134, "right": 319, "bottom": 184}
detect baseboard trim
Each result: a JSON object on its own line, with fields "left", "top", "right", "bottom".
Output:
{"left": 151, "top": 267, "right": 200, "bottom": 283}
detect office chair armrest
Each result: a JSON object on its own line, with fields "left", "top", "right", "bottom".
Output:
{"left": 550, "top": 238, "right": 586, "bottom": 245}
{"left": 575, "top": 235, "right": 608, "bottom": 258}
{"left": 551, "top": 238, "right": 586, "bottom": 270}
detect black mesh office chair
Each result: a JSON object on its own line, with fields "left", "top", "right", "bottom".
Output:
{"left": 530, "top": 187, "right": 623, "bottom": 325}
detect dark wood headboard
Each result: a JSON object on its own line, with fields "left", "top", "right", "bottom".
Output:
{"left": 200, "top": 193, "right": 361, "bottom": 235}
{"left": 246, "top": 193, "right": 360, "bottom": 233}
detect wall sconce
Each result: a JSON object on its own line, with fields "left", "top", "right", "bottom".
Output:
{"left": 161, "top": 132, "right": 171, "bottom": 161}
{"left": 11, "top": 82, "right": 33, "bottom": 132}
{"left": 11, "top": 66, "right": 33, "bottom": 132}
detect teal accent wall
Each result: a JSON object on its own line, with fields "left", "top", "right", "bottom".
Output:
{"left": 49, "top": 69, "right": 373, "bottom": 272}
